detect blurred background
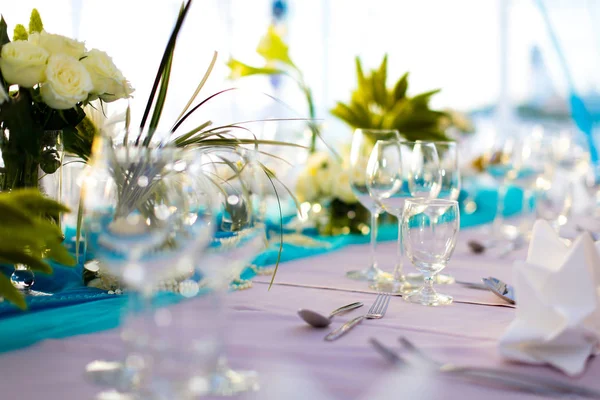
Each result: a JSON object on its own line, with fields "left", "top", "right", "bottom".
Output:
{"left": 3, "top": 0, "right": 600, "bottom": 155}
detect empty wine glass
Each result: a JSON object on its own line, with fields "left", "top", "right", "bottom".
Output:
{"left": 193, "top": 148, "right": 267, "bottom": 396}
{"left": 368, "top": 140, "right": 441, "bottom": 293}
{"left": 406, "top": 141, "right": 459, "bottom": 285}
{"left": 536, "top": 169, "right": 573, "bottom": 233}
{"left": 346, "top": 128, "right": 400, "bottom": 281}
{"left": 402, "top": 198, "right": 459, "bottom": 306}
{"left": 482, "top": 135, "right": 517, "bottom": 241}
{"left": 82, "top": 138, "right": 215, "bottom": 398}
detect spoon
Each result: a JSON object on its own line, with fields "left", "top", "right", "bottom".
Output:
{"left": 482, "top": 277, "right": 516, "bottom": 304}
{"left": 298, "top": 302, "right": 363, "bottom": 328}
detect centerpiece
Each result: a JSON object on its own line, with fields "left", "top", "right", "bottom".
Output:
{"left": 298, "top": 55, "right": 463, "bottom": 235}
{"left": 0, "top": 9, "right": 133, "bottom": 192}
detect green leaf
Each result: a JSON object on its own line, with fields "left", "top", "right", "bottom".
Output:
{"left": 0, "top": 251, "right": 53, "bottom": 274}
{"left": 227, "top": 59, "right": 284, "bottom": 79}
{"left": 138, "top": 0, "right": 192, "bottom": 144}
{"left": 393, "top": 72, "right": 409, "bottom": 101}
{"left": 330, "top": 102, "right": 364, "bottom": 128}
{"left": 145, "top": 41, "right": 175, "bottom": 145}
{"left": 0, "top": 274, "right": 26, "bottom": 310}
{"left": 256, "top": 25, "right": 295, "bottom": 67}
{"left": 28, "top": 9, "right": 44, "bottom": 34}
{"left": 0, "top": 16, "right": 10, "bottom": 49}
{"left": 411, "top": 89, "right": 441, "bottom": 108}
{"left": 13, "top": 24, "right": 28, "bottom": 41}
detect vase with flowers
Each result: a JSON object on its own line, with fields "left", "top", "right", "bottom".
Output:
{"left": 0, "top": 9, "right": 132, "bottom": 291}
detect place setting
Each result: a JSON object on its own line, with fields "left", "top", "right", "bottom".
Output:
{"left": 2, "top": 1, "right": 600, "bottom": 399}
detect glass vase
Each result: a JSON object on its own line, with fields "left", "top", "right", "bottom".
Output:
{"left": 7, "top": 130, "right": 64, "bottom": 294}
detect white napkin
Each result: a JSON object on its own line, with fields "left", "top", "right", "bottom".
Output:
{"left": 499, "top": 220, "right": 600, "bottom": 376}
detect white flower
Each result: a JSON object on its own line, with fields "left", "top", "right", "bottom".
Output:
{"left": 41, "top": 54, "right": 93, "bottom": 109}
{"left": 332, "top": 169, "right": 357, "bottom": 203}
{"left": 295, "top": 171, "right": 318, "bottom": 203}
{"left": 0, "top": 40, "right": 49, "bottom": 87}
{"left": 81, "top": 49, "right": 133, "bottom": 102}
{"left": 30, "top": 31, "right": 86, "bottom": 59}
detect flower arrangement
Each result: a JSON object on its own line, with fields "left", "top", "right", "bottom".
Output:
{"left": 331, "top": 55, "right": 455, "bottom": 142}
{"left": 295, "top": 149, "right": 372, "bottom": 235}
{"left": 227, "top": 25, "right": 321, "bottom": 153}
{"left": 0, "top": 9, "right": 132, "bottom": 192}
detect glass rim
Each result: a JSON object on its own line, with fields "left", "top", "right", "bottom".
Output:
{"left": 404, "top": 198, "right": 459, "bottom": 207}
{"left": 409, "top": 139, "right": 457, "bottom": 145}
{"left": 354, "top": 128, "right": 400, "bottom": 134}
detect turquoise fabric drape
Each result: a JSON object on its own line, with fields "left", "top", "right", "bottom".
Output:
{"left": 0, "top": 186, "right": 522, "bottom": 353}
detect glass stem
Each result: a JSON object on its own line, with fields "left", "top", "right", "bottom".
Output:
{"left": 393, "top": 218, "right": 404, "bottom": 282}
{"left": 369, "top": 210, "right": 379, "bottom": 270}
{"left": 422, "top": 275, "right": 436, "bottom": 299}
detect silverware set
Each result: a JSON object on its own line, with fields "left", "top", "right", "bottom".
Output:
{"left": 370, "top": 336, "right": 600, "bottom": 398}
{"left": 324, "top": 292, "right": 391, "bottom": 341}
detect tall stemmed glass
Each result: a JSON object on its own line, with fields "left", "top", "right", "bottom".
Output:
{"left": 402, "top": 198, "right": 460, "bottom": 306}
{"left": 406, "top": 141, "right": 459, "bottom": 285}
{"left": 346, "top": 129, "right": 400, "bottom": 281}
{"left": 482, "top": 135, "right": 516, "bottom": 241}
{"left": 194, "top": 148, "right": 267, "bottom": 396}
{"left": 368, "top": 140, "right": 441, "bottom": 293}
{"left": 82, "top": 139, "right": 215, "bottom": 398}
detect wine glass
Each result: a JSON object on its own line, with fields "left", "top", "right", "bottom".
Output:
{"left": 406, "top": 141, "right": 459, "bottom": 285}
{"left": 402, "top": 198, "right": 459, "bottom": 306}
{"left": 193, "top": 147, "right": 267, "bottom": 396}
{"left": 536, "top": 170, "right": 573, "bottom": 233}
{"left": 346, "top": 128, "right": 400, "bottom": 281}
{"left": 367, "top": 140, "right": 441, "bottom": 293}
{"left": 482, "top": 135, "right": 517, "bottom": 241}
{"left": 82, "top": 138, "right": 215, "bottom": 398}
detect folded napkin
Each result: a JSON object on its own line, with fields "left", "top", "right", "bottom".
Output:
{"left": 499, "top": 220, "right": 600, "bottom": 376}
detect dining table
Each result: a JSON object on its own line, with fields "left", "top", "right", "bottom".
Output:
{"left": 0, "top": 221, "right": 598, "bottom": 400}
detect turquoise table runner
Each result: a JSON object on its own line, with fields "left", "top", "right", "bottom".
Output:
{"left": 0, "top": 185, "right": 522, "bottom": 353}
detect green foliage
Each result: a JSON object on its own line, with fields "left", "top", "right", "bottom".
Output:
{"left": 13, "top": 24, "right": 27, "bottom": 41}
{"left": 227, "top": 25, "right": 322, "bottom": 153}
{"left": 331, "top": 55, "right": 450, "bottom": 142}
{"left": 256, "top": 25, "right": 295, "bottom": 67}
{"left": 0, "top": 17, "right": 10, "bottom": 50}
{"left": 0, "top": 189, "right": 75, "bottom": 309}
{"left": 28, "top": 9, "right": 43, "bottom": 34}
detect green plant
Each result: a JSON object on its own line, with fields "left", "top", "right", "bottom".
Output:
{"left": 0, "top": 189, "right": 75, "bottom": 309}
{"left": 331, "top": 55, "right": 450, "bottom": 142}
{"left": 226, "top": 25, "right": 320, "bottom": 153}
{"left": 83, "top": 1, "right": 309, "bottom": 288}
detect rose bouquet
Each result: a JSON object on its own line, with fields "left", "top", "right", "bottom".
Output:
{"left": 0, "top": 9, "right": 132, "bottom": 192}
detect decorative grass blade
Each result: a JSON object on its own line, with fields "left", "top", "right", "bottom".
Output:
{"left": 75, "top": 190, "right": 84, "bottom": 261}
{"left": 137, "top": 0, "right": 193, "bottom": 144}
{"left": 171, "top": 88, "right": 238, "bottom": 133}
{"left": 173, "top": 51, "right": 218, "bottom": 126}
{"left": 261, "top": 168, "right": 283, "bottom": 289}
{"left": 144, "top": 46, "right": 175, "bottom": 145}
{"left": 172, "top": 120, "right": 213, "bottom": 146}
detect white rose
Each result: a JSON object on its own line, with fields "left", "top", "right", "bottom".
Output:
{"left": 31, "top": 31, "right": 86, "bottom": 59}
{"left": 332, "top": 169, "right": 357, "bottom": 204}
{"left": 81, "top": 49, "right": 133, "bottom": 102}
{"left": 295, "top": 171, "right": 318, "bottom": 203}
{"left": 0, "top": 40, "right": 49, "bottom": 87}
{"left": 41, "top": 54, "right": 93, "bottom": 109}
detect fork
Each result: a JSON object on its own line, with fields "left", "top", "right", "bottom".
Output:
{"left": 324, "top": 292, "right": 391, "bottom": 341}
{"left": 397, "top": 336, "right": 600, "bottom": 398}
